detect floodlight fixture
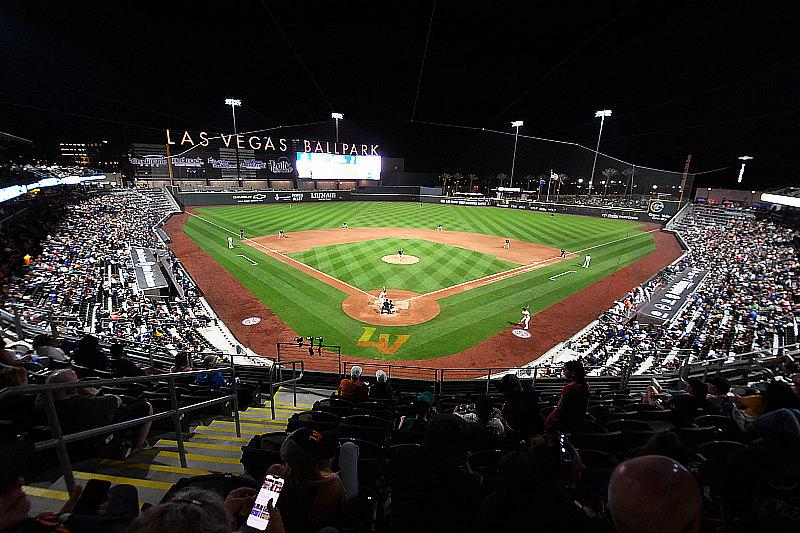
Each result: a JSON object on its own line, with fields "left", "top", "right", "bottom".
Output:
{"left": 595, "top": 109, "right": 612, "bottom": 118}
{"left": 225, "top": 98, "right": 242, "bottom": 107}
{"left": 511, "top": 120, "right": 524, "bottom": 128}
{"left": 331, "top": 112, "right": 344, "bottom": 120}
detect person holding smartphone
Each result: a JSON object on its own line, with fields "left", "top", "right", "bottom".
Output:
{"left": 266, "top": 428, "right": 358, "bottom": 533}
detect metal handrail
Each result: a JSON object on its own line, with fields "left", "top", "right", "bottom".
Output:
{"left": 339, "top": 361, "right": 439, "bottom": 384}
{"left": 267, "top": 359, "right": 304, "bottom": 420}
{"left": 0, "top": 367, "right": 241, "bottom": 493}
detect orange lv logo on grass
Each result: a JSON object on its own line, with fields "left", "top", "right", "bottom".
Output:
{"left": 356, "top": 327, "right": 410, "bottom": 355}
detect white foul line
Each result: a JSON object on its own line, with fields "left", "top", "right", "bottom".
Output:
{"left": 189, "top": 214, "right": 375, "bottom": 299}
{"left": 237, "top": 254, "right": 258, "bottom": 265}
{"left": 548, "top": 270, "right": 576, "bottom": 281}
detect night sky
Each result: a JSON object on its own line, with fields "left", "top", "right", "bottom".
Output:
{"left": 2, "top": 1, "right": 799, "bottom": 189}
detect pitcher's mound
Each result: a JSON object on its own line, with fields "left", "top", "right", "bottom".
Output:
{"left": 382, "top": 254, "right": 420, "bottom": 265}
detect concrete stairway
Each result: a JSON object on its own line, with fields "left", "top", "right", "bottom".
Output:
{"left": 23, "top": 390, "right": 322, "bottom": 515}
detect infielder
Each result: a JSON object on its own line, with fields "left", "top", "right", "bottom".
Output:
{"left": 342, "top": 222, "right": 349, "bottom": 229}
{"left": 560, "top": 249, "right": 566, "bottom": 258}
{"left": 582, "top": 254, "right": 592, "bottom": 268}
{"left": 278, "top": 229, "right": 286, "bottom": 239}
{"left": 239, "top": 228, "right": 244, "bottom": 239}
{"left": 436, "top": 224, "right": 443, "bottom": 231}
{"left": 520, "top": 307, "right": 531, "bottom": 330}
{"left": 227, "top": 236, "right": 234, "bottom": 249}
{"left": 504, "top": 239, "right": 510, "bottom": 249}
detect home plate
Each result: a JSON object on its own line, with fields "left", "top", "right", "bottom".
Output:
{"left": 512, "top": 329, "right": 532, "bottom": 339}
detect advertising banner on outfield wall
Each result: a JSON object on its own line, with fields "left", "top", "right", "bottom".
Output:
{"left": 636, "top": 266, "right": 709, "bottom": 325}
{"left": 500, "top": 198, "right": 680, "bottom": 222}
{"left": 176, "top": 190, "right": 351, "bottom": 206}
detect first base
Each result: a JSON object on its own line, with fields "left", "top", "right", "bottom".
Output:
{"left": 512, "top": 329, "right": 532, "bottom": 339}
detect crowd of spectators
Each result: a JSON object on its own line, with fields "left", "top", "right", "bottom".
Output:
{"left": 564, "top": 205, "right": 798, "bottom": 375}
{"left": 0, "top": 187, "right": 215, "bottom": 355}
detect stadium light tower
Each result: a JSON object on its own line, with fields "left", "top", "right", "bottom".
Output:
{"left": 737, "top": 155, "right": 753, "bottom": 183}
{"left": 588, "top": 109, "right": 612, "bottom": 196}
{"left": 331, "top": 112, "right": 344, "bottom": 143}
{"left": 509, "top": 120, "right": 524, "bottom": 188}
{"left": 225, "top": 98, "right": 242, "bottom": 186}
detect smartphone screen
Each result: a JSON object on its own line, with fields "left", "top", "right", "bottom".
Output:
{"left": 245, "top": 474, "right": 284, "bottom": 531}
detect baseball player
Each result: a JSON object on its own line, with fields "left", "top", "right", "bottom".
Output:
{"left": 504, "top": 239, "right": 510, "bottom": 249}
{"left": 437, "top": 224, "right": 443, "bottom": 231}
{"left": 520, "top": 307, "right": 531, "bottom": 330}
{"left": 397, "top": 248, "right": 404, "bottom": 257}
{"left": 582, "top": 254, "right": 592, "bottom": 268}
{"left": 227, "top": 236, "right": 234, "bottom": 249}
{"left": 550, "top": 213, "right": 556, "bottom": 220}
{"left": 342, "top": 222, "right": 348, "bottom": 229}
{"left": 239, "top": 228, "right": 244, "bottom": 239}
{"left": 560, "top": 249, "right": 566, "bottom": 258}
{"left": 378, "top": 286, "right": 387, "bottom": 307}
{"left": 278, "top": 229, "right": 285, "bottom": 239}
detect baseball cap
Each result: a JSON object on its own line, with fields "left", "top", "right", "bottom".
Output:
{"left": 280, "top": 428, "right": 339, "bottom": 466}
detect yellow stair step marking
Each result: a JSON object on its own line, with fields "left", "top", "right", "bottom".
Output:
{"left": 152, "top": 450, "right": 243, "bottom": 465}
{"left": 73, "top": 471, "right": 173, "bottom": 490}
{"left": 23, "top": 486, "right": 69, "bottom": 501}
{"left": 212, "top": 419, "right": 286, "bottom": 428}
{"left": 157, "top": 439, "right": 242, "bottom": 452}
{"left": 99, "top": 458, "right": 210, "bottom": 476}
{"left": 192, "top": 427, "right": 266, "bottom": 437}
{"left": 184, "top": 433, "right": 250, "bottom": 443}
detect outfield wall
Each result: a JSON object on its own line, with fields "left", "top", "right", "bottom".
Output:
{"left": 174, "top": 187, "right": 680, "bottom": 224}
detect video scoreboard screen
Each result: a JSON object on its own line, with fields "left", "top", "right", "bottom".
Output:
{"left": 295, "top": 152, "right": 381, "bottom": 180}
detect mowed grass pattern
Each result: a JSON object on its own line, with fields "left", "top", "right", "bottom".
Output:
{"left": 183, "top": 202, "right": 655, "bottom": 360}
{"left": 288, "top": 238, "right": 519, "bottom": 294}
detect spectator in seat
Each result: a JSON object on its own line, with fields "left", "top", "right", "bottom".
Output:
{"left": 0, "top": 367, "right": 33, "bottom": 430}
{"left": 664, "top": 378, "right": 710, "bottom": 425}
{"left": 71, "top": 335, "right": 109, "bottom": 371}
{"left": 42, "top": 369, "right": 152, "bottom": 451}
{"left": 128, "top": 488, "right": 233, "bottom": 533}
{"left": 369, "top": 369, "right": 393, "bottom": 400}
{"left": 108, "top": 343, "right": 145, "bottom": 378}
{"left": 390, "top": 414, "right": 485, "bottom": 533}
{"left": 480, "top": 433, "right": 592, "bottom": 532}
{"left": 545, "top": 360, "right": 590, "bottom": 433}
{"left": 398, "top": 399, "right": 431, "bottom": 432}
{"left": 497, "top": 374, "right": 543, "bottom": 438}
{"left": 337, "top": 365, "right": 367, "bottom": 402}
{"left": 0, "top": 338, "right": 34, "bottom": 368}
{"left": 608, "top": 455, "right": 703, "bottom": 533}
{"left": 747, "top": 381, "right": 800, "bottom": 435}
{"left": 32, "top": 334, "right": 68, "bottom": 363}
{"left": 195, "top": 355, "right": 225, "bottom": 389}
{"left": 706, "top": 377, "right": 732, "bottom": 412}
{"left": 267, "top": 428, "right": 358, "bottom": 533}
{"left": 170, "top": 350, "right": 192, "bottom": 373}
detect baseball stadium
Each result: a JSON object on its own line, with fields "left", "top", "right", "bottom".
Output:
{"left": 1, "top": 3, "right": 799, "bottom": 532}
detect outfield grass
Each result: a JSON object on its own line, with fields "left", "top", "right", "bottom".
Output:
{"left": 287, "top": 238, "right": 518, "bottom": 294}
{"left": 183, "top": 202, "right": 655, "bottom": 360}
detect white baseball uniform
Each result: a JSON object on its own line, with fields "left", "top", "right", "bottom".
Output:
{"left": 582, "top": 255, "right": 592, "bottom": 268}
{"left": 227, "top": 236, "right": 234, "bottom": 249}
{"left": 521, "top": 309, "right": 531, "bottom": 330}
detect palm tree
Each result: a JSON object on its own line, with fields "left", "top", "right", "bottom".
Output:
{"left": 522, "top": 174, "right": 534, "bottom": 191}
{"left": 496, "top": 173, "right": 508, "bottom": 189}
{"left": 467, "top": 173, "right": 478, "bottom": 192}
{"left": 451, "top": 172, "right": 464, "bottom": 194}
{"left": 439, "top": 173, "right": 452, "bottom": 195}
{"left": 601, "top": 168, "right": 619, "bottom": 197}
{"left": 556, "top": 173, "right": 568, "bottom": 201}
{"left": 621, "top": 167, "right": 635, "bottom": 199}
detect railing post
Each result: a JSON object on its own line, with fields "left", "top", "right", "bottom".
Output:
{"left": 485, "top": 369, "right": 491, "bottom": 394}
{"left": 12, "top": 306, "right": 24, "bottom": 339}
{"left": 269, "top": 364, "right": 276, "bottom": 420}
{"left": 229, "top": 356, "right": 241, "bottom": 438}
{"left": 147, "top": 341, "right": 155, "bottom": 370}
{"left": 168, "top": 377, "right": 187, "bottom": 468}
{"left": 49, "top": 312, "right": 58, "bottom": 339}
{"left": 439, "top": 369, "right": 445, "bottom": 396}
{"left": 42, "top": 390, "right": 75, "bottom": 493}
{"left": 292, "top": 362, "right": 298, "bottom": 407}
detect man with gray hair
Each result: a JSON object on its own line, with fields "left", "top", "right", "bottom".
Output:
{"left": 369, "top": 369, "right": 394, "bottom": 400}
{"left": 608, "top": 455, "right": 702, "bottom": 533}
{"left": 337, "top": 365, "right": 368, "bottom": 402}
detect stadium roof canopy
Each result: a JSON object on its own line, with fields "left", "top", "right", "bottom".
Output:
{"left": 761, "top": 187, "right": 800, "bottom": 208}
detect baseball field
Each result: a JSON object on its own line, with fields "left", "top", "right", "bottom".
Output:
{"left": 173, "top": 201, "right": 661, "bottom": 363}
